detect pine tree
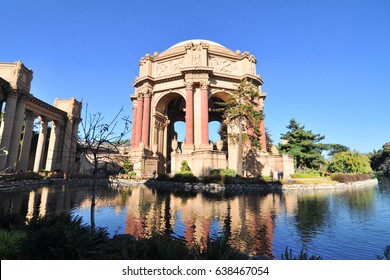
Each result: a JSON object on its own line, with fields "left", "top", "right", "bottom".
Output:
{"left": 279, "top": 119, "right": 325, "bottom": 170}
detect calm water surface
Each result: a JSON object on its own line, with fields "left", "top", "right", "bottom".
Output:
{"left": 1, "top": 178, "right": 389, "bottom": 260}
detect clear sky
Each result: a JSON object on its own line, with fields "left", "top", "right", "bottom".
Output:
{"left": 1, "top": 0, "right": 389, "bottom": 154}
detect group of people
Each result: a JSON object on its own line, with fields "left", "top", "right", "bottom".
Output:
{"left": 277, "top": 170, "right": 284, "bottom": 180}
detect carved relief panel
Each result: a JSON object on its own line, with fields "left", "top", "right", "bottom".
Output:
{"left": 209, "top": 56, "right": 237, "bottom": 74}
{"left": 156, "top": 57, "right": 184, "bottom": 77}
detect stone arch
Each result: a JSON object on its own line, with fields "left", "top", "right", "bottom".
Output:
{"left": 154, "top": 91, "right": 186, "bottom": 115}
{"left": 153, "top": 91, "right": 186, "bottom": 174}
{"left": 208, "top": 90, "right": 232, "bottom": 153}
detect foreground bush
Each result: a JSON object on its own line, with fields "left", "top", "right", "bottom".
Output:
{"left": 376, "top": 245, "right": 390, "bottom": 260}
{"left": 0, "top": 212, "right": 242, "bottom": 260}
{"left": 281, "top": 247, "right": 322, "bottom": 260}
{"left": 327, "top": 151, "right": 373, "bottom": 174}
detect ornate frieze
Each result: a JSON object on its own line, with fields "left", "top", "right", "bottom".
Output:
{"left": 156, "top": 57, "right": 184, "bottom": 77}
{"left": 209, "top": 56, "right": 237, "bottom": 74}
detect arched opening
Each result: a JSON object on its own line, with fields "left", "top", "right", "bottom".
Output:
{"left": 173, "top": 121, "right": 185, "bottom": 153}
{"left": 154, "top": 92, "right": 186, "bottom": 174}
{"left": 208, "top": 121, "right": 221, "bottom": 143}
{"left": 208, "top": 94, "right": 229, "bottom": 152}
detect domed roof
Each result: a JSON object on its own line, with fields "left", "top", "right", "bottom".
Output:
{"left": 169, "top": 39, "right": 225, "bottom": 49}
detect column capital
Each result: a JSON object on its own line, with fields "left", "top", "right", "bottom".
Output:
{"left": 7, "top": 90, "right": 19, "bottom": 100}
{"left": 142, "top": 90, "right": 152, "bottom": 98}
{"left": 185, "top": 82, "right": 193, "bottom": 90}
{"left": 68, "top": 115, "right": 80, "bottom": 124}
{"left": 51, "top": 120, "right": 62, "bottom": 128}
{"left": 200, "top": 81, "right": 209, "bottom": 90}
{"left": 24, "top": 110, "right": 36, "bottom": 121}
{"left": 38, "top": 116, "right": 49, "bottom": 125}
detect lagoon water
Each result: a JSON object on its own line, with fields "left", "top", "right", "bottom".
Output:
{"left": 1, "top": 178, "right": 389, "bottom": 260}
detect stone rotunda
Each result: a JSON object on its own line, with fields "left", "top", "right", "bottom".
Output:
{"left": 129, "top": 40, "right": 293, "bottom": 178}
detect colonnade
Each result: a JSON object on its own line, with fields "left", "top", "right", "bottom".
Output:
{"left": 131, "top": 80, "right": 211, "bottom": 151}
{"left": 0, "top": 63, "right": 81, "bottom": 175}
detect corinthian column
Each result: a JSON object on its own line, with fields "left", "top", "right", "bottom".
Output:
{"left": 200, "top": 81, "right": 209, "bottom": 147}
{"left": 185, "top": 82, "right": 194, "bottom": 146}
{"left": 61, "top": 119, "right": 73, "bottom": 174}
{"left": 257, "top": 98, "right": 267, "bottom": 152}
{"left": 45, "top": 121, "right": 61, "bottom": 171}
{"left": 141, "top": 92, "right": 151, "bottom": 148}
{"left": 134, "top": 96, "right": 143, "bottom": 148}
{"left": 7, "top": 95, "right": 28, "bottom": 171}
{"left": 0, "top": 92, "right": 18, "bottom": 170}
{"left": 131, "top": 103, "right": 137, "bottom": 149}
{"left": 18, "top": 111, "right": 36, "bottom": 172}
{"left": 33, "top": 117, "right": 48, "bottom": 172}
{"left": 68, "top": 117, "right": 80, "bottom": 173}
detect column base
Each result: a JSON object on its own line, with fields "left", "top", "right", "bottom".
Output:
{"left": 181, "top": 143, "right": 194, "bottom": 154}
{"left": 196, "top": 143, "right": 213, "bottom": 151}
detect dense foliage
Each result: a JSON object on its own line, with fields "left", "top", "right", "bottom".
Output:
{"left": 180, "top": 160, "right": 191, "bottom": 172}
{"left": 216, "top": 79, "right": 264, "bottom": 175}
{"left": 281, "top": 247, "right": 323, "bottom": 260}
{"left": 0, "top": 212, "right": 246, "bottom": 260}
{"left": 279, "top": 119, "right": 326, "bottom": 169}
{"left": 369, "top": 142, "right": 390, "bottom": 177}
{"left": 327, "top": 151, "right": 373, "bottom": 174}
{"left": 219, "top": 79, "right": 264, "bottom": 149}
{"left": 265, "top": 127, "right": 274, "bottom": 154}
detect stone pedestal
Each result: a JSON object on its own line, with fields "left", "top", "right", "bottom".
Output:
{"left": 181, "top": 143, "right": 194, "bottom": 154}
{"left": 170, "top": 150, "right": 227, "bottom": 177}
{"left": 132, "top": 154, "right": 158, "bottom": 178}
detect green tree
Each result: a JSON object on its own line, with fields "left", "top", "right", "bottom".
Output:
{"left": 265, "top": 127, "right": 274, "bottom": 154}
{"left": 217, "top": 79, "right": 264, "bottom": 176}
{"left": 279, "top": 119, "right": 325, "bottom": 170}
{"left": 320, "top": 143, "right": 350, "bottom": 157}
{"left": 180, "top": 160, "right": 191, "bottom": 172}
{"left": 369, "top": 142, "right": 390, "bottom": 177}
{"left": 122, "top": 159, "right": 133, "bottom": 174}
{"left": 327, "top": 151, "right": 373, "bottom": 174}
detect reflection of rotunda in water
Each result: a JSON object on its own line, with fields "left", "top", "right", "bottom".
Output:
{"left": 122, "top": 186, "right": 300, "bottom": 257}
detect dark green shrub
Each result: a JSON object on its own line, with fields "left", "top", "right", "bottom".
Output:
{"left": 281, "top": 246, "right": 322, "bottom": 260}
{"left": 376, "top": 245, "right": 390, "bottom": 260}
{"left": 210, "top": 169, "right": 237, "bottom": 177}
{"left": 0, "top": 230, "right": 27, "bottom": 259}
{"left": 202, "top": 174, "right": 224, "bottom": 185}
{"left": 0, "top": 209, "right": 25, "bottom": 230}
{"left": 156, "top": 173, "right": 170, "bottom": 181}
{"left": 172, "top": 172, "right": 199, "bottom": 183}
{"left": 193, "top": 236, "right": 241, "bottom": 260}
{"left": 20, "top": 214, "right": 111, "bottom": 260}
{"left": 132, "top": 234, "right": 192, "bottom": 260}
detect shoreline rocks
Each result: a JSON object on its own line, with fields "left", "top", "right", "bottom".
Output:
{"left": 0, "top": 177, "right": 379, "bottom": 193}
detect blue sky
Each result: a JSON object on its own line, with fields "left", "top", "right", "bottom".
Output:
{"left": 1, "top": 0, "right": 389, "bottom": 154}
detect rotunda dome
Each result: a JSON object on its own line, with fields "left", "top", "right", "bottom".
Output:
{"left": 169, "top": 39, "right": 225, "bottom": 49}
